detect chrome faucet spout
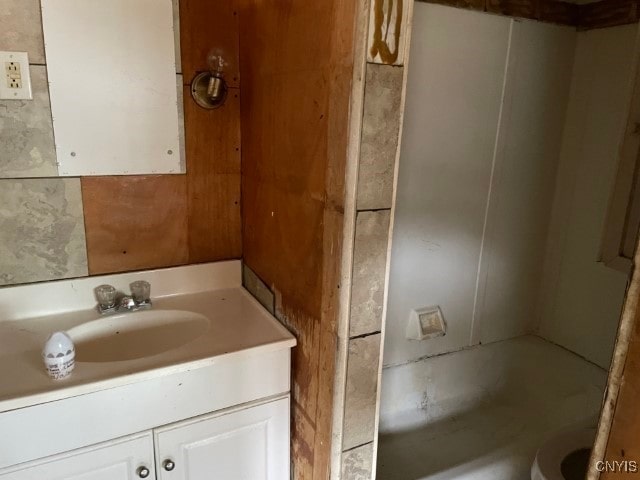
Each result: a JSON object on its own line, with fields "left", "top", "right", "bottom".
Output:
{"left": 119, "top": 295, "right": 152, "bottom": 312}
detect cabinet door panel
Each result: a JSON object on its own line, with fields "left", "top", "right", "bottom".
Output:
{"left": 0, "top": 432, "right": 154, "bottom": 480}
{"left": 155, "top": 397, "right": 290, "bottom": 480}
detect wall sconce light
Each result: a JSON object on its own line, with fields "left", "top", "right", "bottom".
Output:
{"left": 191, "top": 51, "right": 228, "bottom": 109}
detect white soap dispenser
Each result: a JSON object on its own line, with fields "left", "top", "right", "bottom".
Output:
{"left": 42, "top": 332, "right": 75, "bottom": 380}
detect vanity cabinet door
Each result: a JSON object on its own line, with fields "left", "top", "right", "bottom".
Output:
{"left": 0, "top": 432, "right": 154, "bottom": 480}
{"left": 154, "top": 396, "right": 290, "bottom": 480}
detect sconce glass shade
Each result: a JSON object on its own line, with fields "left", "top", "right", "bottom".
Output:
{"left": 191, "top": 48, "right": 230, "bottom": 109}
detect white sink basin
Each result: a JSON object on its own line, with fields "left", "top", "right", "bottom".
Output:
{"left": 68, "top": 310, "right": 210, "bottom": 362}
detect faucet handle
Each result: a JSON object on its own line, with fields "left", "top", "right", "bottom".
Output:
{"left": 95, "top": 284, "right": 118, "bottom": 314}
{"left": 130, "top": 280, "right": 151, "bottom": 306}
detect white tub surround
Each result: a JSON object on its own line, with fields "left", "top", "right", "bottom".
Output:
{"left": 0, "top": 260, "right": 296, "bottom": 478}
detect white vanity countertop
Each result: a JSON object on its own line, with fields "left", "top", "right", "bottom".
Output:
{"left": 0, "top": 261, "right": 296, "bottom": 413}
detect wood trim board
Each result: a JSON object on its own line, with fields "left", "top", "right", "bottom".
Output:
{"left": 417, "top": 0, "right": 640, "bottom": 29}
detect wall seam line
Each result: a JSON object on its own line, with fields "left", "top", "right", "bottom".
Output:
{"left": 349, "top": 330, "right": 382, "bottom": 341}
{"left": 356, "top": 207, "right": 392, "bottom": 213}
{"left": 468, "top": 18, "right": 515, "bottom": 347}
{"left": 342, "top": 440, "right": 374, "bottom": 453}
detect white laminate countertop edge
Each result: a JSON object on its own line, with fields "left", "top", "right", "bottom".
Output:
{"left": 0, "top": 335, "right": 295, "bottom": 414}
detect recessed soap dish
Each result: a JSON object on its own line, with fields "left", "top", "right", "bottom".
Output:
{"left": 406, "top": 305, "right": 446, "bottom": 341}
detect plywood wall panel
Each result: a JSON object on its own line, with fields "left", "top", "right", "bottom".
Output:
{"left": 187, "top": 171, "right": 241, "bottom": 263}
{"left": 242, "top": 178, "right": 325, "bottom": 316}
{"left": 240, "top": 68, "right": 331, "bottom": 317}
{"left": 179, "top": 0, "right": 239, "bottom": 87}
{"left": 83, "top": 0, "right": 242, "bottom": 275}
{"left": 238, "top": 0, "right": 357, "bottom": 477}
{"left": 180, "top": 0, "right": 242, "bottom": 264}
{"left": 82, "top": 176, "right": 189, "bottom": 274}
{"left": 184, "top": 85, "right": 242, "bottom": 263}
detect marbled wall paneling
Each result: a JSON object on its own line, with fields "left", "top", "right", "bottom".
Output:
{"left": 0, "top": 66, "right": 58, "bottom": 178}
{"left": 242, "top": 263, "right": 275, "bottom": 315}
{"left": 0, "top": 0, "right": 46, "bottom": 64}
{"left": 350, "top": 210, "right": 391, "bottom": 337}
{"left": 0, "top": 178, "right": 88, "bottom": 286}
{"left": 356, "top": 64, "right": 404, "bottom": 210}
{"left": 343, "top": 334, "right": 382, "bottom": 450}
{"left": 338, "top": 5, "right": 410, "bottom": 474}
{"left": 341, "top": 443, "right": 374, "bottom": 480}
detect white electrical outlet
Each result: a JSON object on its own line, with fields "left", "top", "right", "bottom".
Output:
{"left": 0, "top": 52, "right": 32, "bottom": 100}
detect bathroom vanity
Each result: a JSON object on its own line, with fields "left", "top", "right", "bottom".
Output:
{"left": 0, "top": 261, "right": 295, "bottom": 479}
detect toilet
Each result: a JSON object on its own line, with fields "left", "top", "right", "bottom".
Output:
{"left": 531, "top": 428, "right": 596, "bottom": 480}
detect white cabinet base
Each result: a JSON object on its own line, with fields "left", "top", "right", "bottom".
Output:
{"left": 0, "top": 349, "right": 290, "bottom": 469}
{"left": 0, "top": 432, "right": 154, "bottom": 480}
{"left": 155, "top": 397, "right": 290, "bottom": 480}
{"left": 1, "top": 397, "right": 290, "bottom": 480}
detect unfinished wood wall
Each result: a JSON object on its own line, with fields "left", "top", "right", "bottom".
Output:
{"left": 417, "top": 0, "right": 640, "bottom": 28}
{"left": 237, "top": 1, "right": 358, "bottom": 478}
{"left": 595, "top": 250, "right": 640, "bottom": 479}
{"left": 81, "top": 0, "right": 242, "bottom": 274}
{"left": 600, "top": 307, "right": 640, "bottom": 479}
